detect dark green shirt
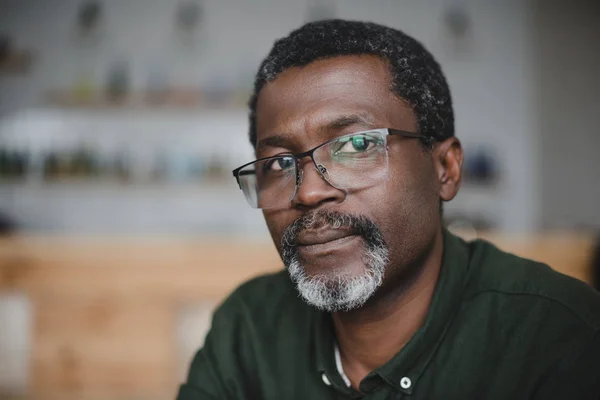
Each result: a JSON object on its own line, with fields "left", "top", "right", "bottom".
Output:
{"left": 178, "top": 231, "right": 600, "bottom": 399}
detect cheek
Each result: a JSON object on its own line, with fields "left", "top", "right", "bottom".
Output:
{"left": 263, "top": 213, "right": 280, "bottom": 249}
{"left": 372, "top": 159, "right": 440, "bottom": 255}
{"left": 380, "top": 160, "right": 434, "bottom": 215}
{"left": 263, "top": 210, "right": 294, "bottom": 254}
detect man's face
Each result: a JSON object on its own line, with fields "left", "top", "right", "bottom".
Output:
{"left": 254, "top": 55, "right": 447, "bottom": 311}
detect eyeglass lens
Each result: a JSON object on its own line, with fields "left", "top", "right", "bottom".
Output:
{"left": 237, "top": 131, "right": 389, "bottom": 208}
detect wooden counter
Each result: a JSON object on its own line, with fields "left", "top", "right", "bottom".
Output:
{"left": 0, "top": 232, "right": 596, "bottom": 399}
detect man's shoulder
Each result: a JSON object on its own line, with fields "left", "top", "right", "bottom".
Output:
{"left": 466, "top": 237, "right": 600, "bottom": 331}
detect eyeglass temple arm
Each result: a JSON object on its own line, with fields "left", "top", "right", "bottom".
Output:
{"left": 387, "top": 128, "right": 435, "bottom": 141}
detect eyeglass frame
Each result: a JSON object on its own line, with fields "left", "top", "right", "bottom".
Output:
{"left": 232, "top": 128, "right": 435, "bottom": 206}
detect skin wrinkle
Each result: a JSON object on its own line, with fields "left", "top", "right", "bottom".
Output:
{"left": 256, "top": 112, "right": 380, "bottom": 158}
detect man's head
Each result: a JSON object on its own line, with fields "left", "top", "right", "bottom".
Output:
{"left": 244, "top": 19, "right": 463, "bottom": 312}
{"left": 249, "top": 19, "right": 454, "bottom": 149}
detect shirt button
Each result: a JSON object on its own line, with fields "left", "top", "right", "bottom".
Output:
{"left": 400, "top": 376, "right": 412, "bottom": 389}
{"left": 322, "top": 373, "right": 331, "bottom": 386}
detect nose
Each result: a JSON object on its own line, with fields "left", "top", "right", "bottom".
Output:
{"left": 292, "top": 161, "right": 346, "bottom": 208}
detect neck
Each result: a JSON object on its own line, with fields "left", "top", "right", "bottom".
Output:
{"left": 331, "top": 228, "right": 444, "bottom": 390}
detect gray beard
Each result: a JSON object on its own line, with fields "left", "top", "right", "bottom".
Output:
{"left": 282, "top": 210, "right": 389, "bottom": 312}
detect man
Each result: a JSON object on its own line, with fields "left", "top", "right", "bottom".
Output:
{"left": 178, "top": 20, "right": 600, "bottom": 399}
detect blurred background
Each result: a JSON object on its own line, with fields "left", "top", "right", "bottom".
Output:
{"left": 0, "top": 0, "right": 598, "bottom": 398}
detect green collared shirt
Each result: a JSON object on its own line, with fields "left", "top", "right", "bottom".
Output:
{"left": 178, "top": 231, "right": 600, "bottom": 399}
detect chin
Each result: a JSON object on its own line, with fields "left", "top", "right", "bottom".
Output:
{"left": 280, "top": 210, "right": 390, "bottom": 311}
{"left": 287, "top": 253, "right": 387, "bottom": 312}
{"left": 300, "top": 258, "right": 367, "bottom": 281}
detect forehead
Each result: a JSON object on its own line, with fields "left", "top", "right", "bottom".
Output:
{"left": 255, "top": 55, "right": 416, "bottom": 152}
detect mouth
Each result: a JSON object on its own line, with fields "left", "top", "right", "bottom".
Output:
{"left": 296, "top": 229, "right": 361, "bottom": 256}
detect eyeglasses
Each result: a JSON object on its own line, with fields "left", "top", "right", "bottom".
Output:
{"left": 232, "top": 128, "right": 433, "bottom": 209}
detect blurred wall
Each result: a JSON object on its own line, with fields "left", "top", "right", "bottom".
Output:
{"left": 534, "top": 0, "right": 600, "bottom": 230}
{"left": 0, "top": 0, "right": 543, "bottom": 233}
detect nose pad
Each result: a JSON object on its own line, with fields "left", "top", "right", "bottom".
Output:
{"left": 292, "top": 162, "right": 348, "bottom": 205}
{"left": 295, "top": 164, "right": 327, "bottom": 188}
{"left": 316, "top": 164, "right": 334, "bottom": 187}
{"left": 296, "top": 168, "right": 303, "bottom": 186}
{"left": 317, "top": 164, "right": 327, "bottom": 177}
{"left": 318, "top": 163, "right": 338, "bottom": 184}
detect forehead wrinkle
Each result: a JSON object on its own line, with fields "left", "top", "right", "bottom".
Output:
{"left": 323, "top": 112, "right": 377, "bottom": 131}
{"left": 256, "top": 111, "right": 379, "bottom": 155}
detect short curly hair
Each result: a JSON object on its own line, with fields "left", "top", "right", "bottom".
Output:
{"left": 248, "top": 19, "right": 454, "bottom": 148}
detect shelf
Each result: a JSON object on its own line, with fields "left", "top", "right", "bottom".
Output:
{"left": 45, "top": 90, "right": 250, "bottom": 111}
{"left": 0, "top": 179, "right": 237, "bottom": 193}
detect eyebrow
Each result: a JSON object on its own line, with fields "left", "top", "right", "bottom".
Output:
{"left": 256, "top": 113, "right": 377, "bottom": 153}
{"left": 325, "top": 113, "right": 375, "bottom": 131}
{"left": 256, "top": 135, "right": 289, "bottom": 153}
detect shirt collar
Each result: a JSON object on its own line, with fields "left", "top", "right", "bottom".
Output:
{"left": 314, "top": 229, "right": 470, "bottom": 395}
{"left": 315, "top": 310, "right": 359, "bottom": 396}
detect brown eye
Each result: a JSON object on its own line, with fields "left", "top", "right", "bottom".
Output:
{"left": 334, "top": 134, "right": 378, "bottom": 154}
{"left": 265, "top": 156, "right": 294, "bottom": 172}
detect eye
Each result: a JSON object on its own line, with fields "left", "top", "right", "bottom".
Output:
{"left": 264, "top": 156, "right": 294, "bottom": 172}
{"left": 335, "top": 134, "right": 378, "bottom": 154}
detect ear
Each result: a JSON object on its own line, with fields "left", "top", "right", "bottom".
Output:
{"left": 433, "top": 137, "right": 463, "bottom": 202}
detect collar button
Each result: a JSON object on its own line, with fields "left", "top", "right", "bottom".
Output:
{"left": 322, "top": 373, "right": 331, "bottom": 386}
{"left": 400, "top": 376, "right": 412, "bottom": 390}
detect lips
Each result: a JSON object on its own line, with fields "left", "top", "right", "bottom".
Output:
{"left": 295, "top": 227, "right": 362, "bottom": 257}
{"left": 296, "top": 228, "right": 357, "bottom": 247}
{"left": 281, "top": 211, "right": 386, "bottom": 271}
